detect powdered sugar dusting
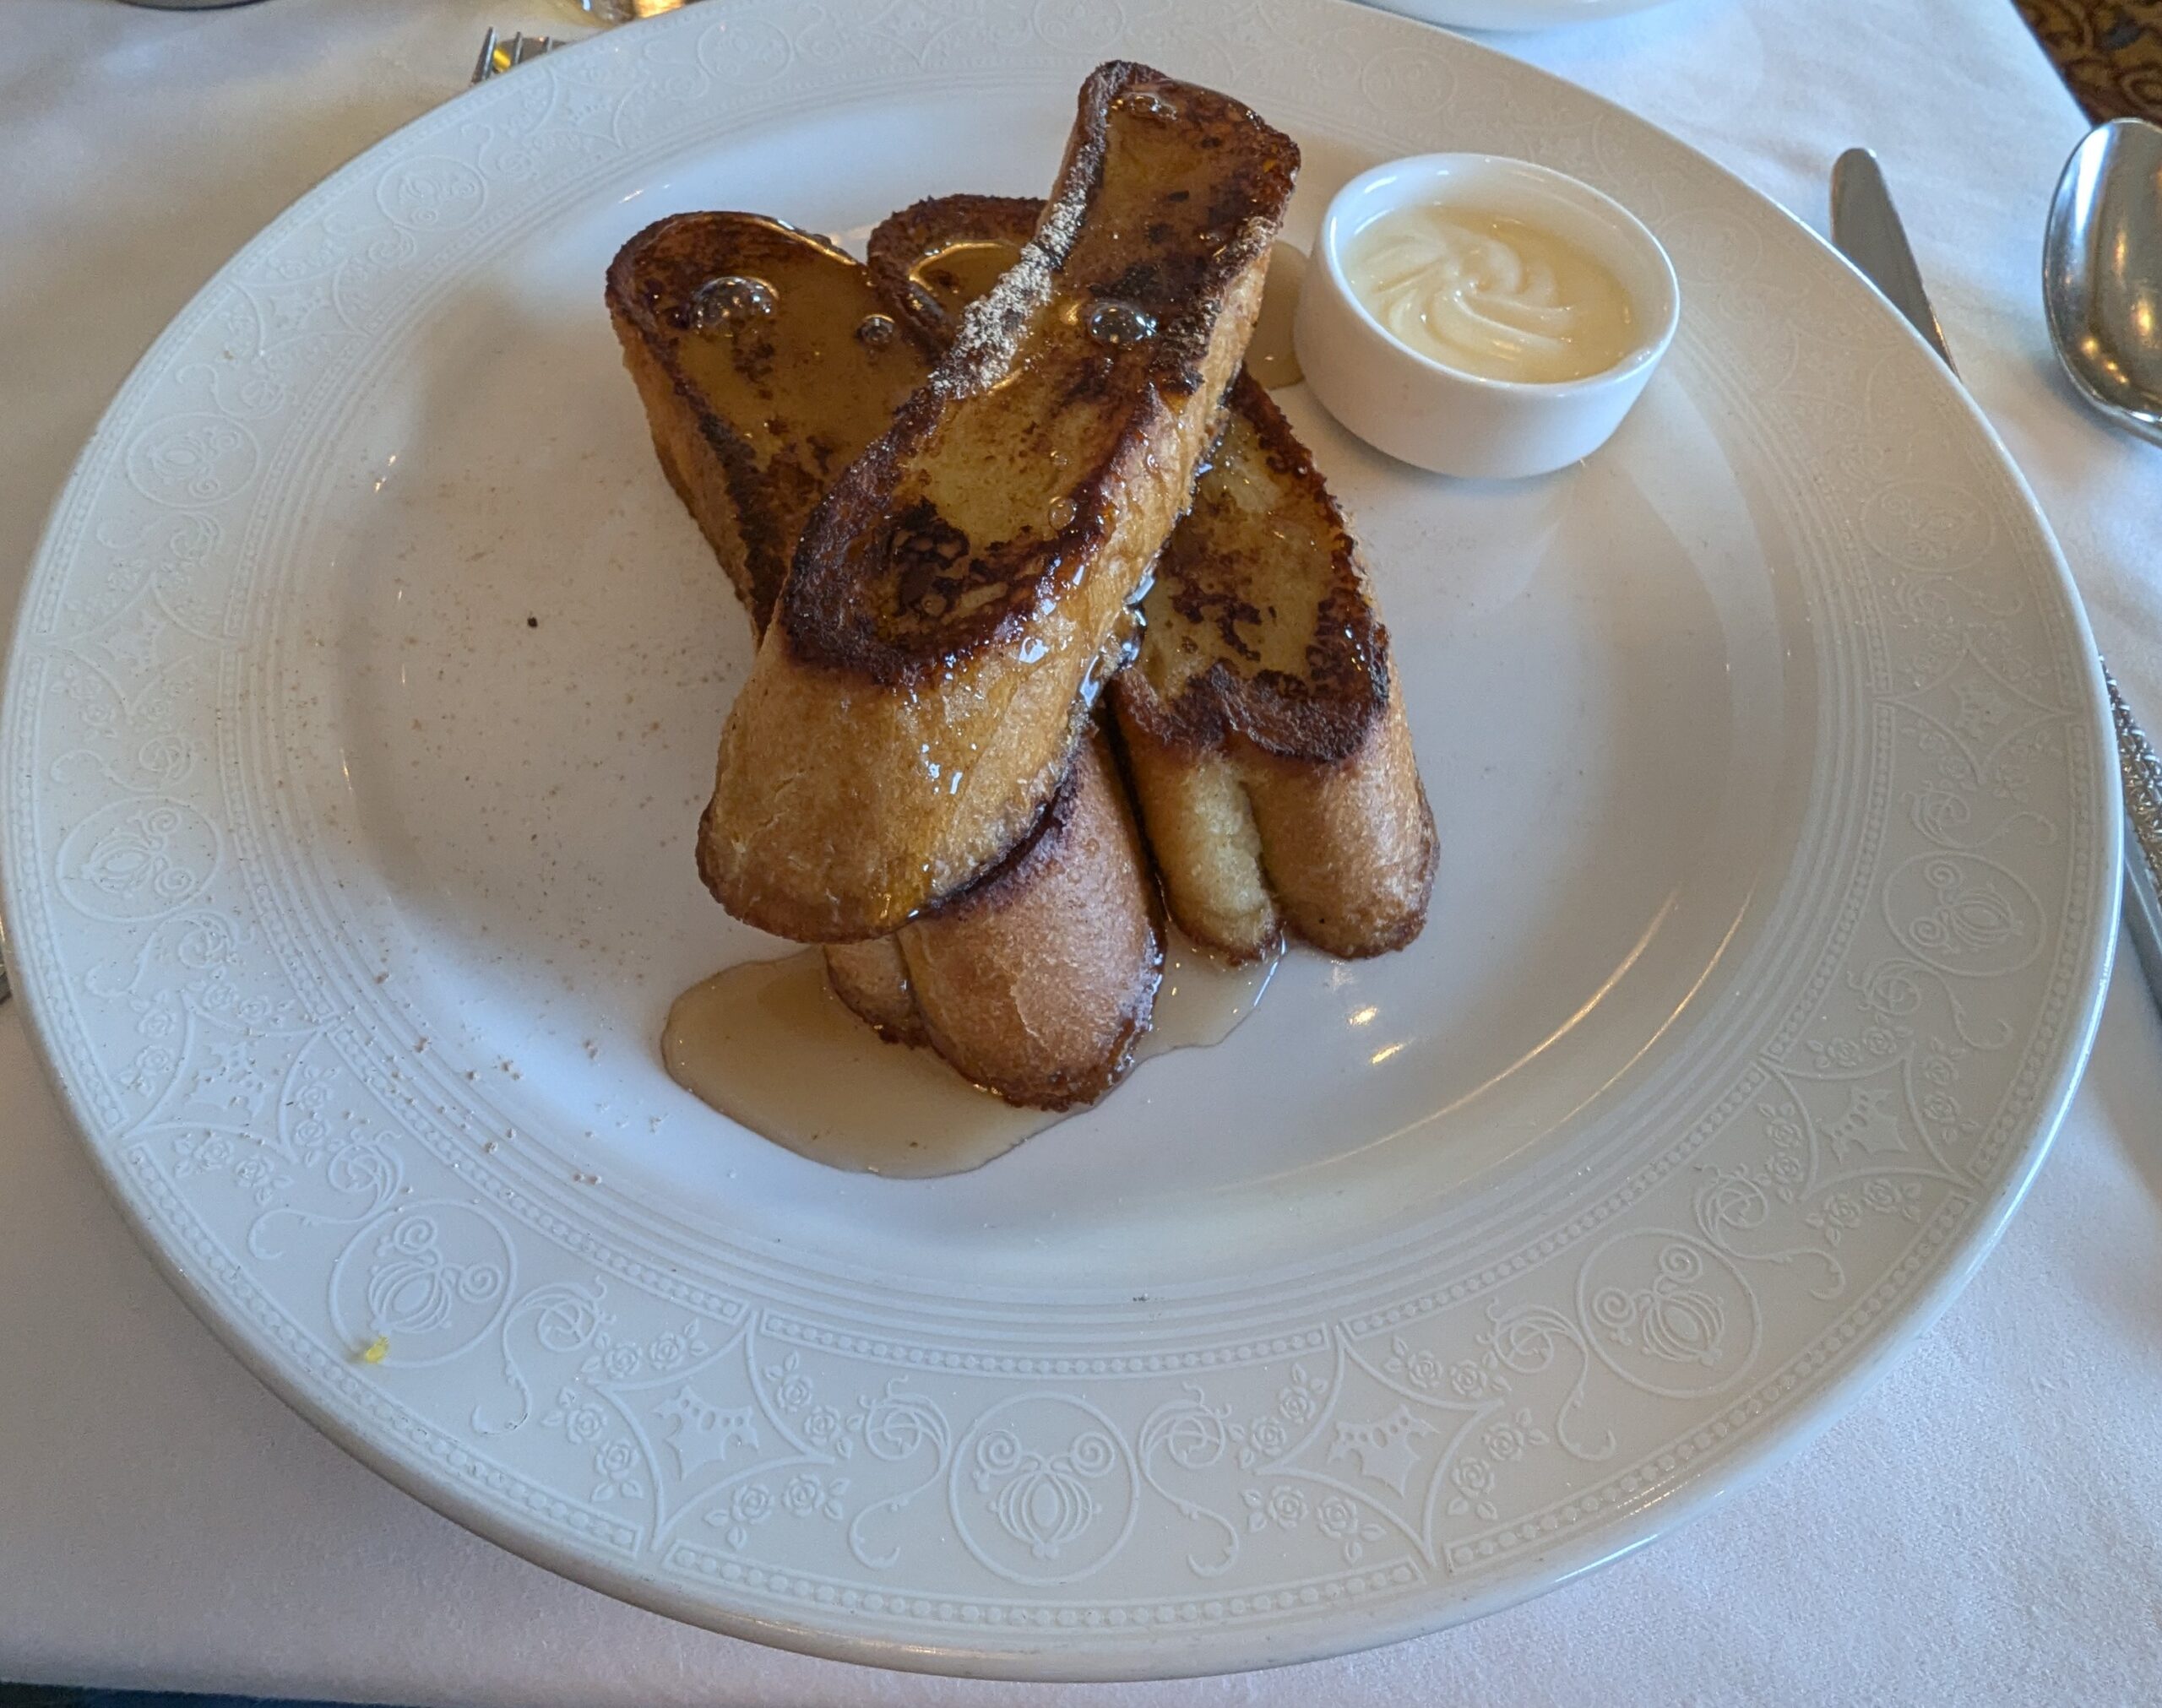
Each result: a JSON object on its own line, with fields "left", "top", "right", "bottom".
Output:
{"left": 931, "top": 62, "right": 1124, "bottom": 396}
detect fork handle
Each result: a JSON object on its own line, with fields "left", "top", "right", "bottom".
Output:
{"left": 2110, "top": 671, "right": 2162, "bottom": 1001}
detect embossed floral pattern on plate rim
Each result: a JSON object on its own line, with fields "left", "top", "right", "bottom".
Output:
{"left": 0, "top": 0, "right": 2118, "bottom": 1682}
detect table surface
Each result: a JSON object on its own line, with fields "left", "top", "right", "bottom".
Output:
{"left": 6, "top": 0, "right": 2162, "bottom": 1702}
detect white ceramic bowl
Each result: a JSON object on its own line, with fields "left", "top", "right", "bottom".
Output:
{"left": 1295, "top": 153, "right": 1680, "bottom": 478}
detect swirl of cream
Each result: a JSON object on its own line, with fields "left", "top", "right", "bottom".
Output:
{"left": 1351, "top": 207, "right": 1631, "bottom": 383}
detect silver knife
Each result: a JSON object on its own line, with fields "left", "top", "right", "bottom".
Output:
{"left": 1832, "top": 145, "right": 2162, "bottom": 1011}
{"left": 1831, "top": 149, "right": 1957, "bottom": 366}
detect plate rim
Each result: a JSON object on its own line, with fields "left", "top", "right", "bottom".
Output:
{"left": 0, "top": 0, "right": 2120, "bottom": 1679}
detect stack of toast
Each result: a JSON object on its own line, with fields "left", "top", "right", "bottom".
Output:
{"left": 607, "top": 62, "right": 1436, "bottom": 1112}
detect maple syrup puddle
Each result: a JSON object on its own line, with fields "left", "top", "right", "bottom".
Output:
{"left": 662, "top": 934, "right": 1276, "bottom": 1178}
{"left": 905, "top": 239, "right": 1024, "bottom": 325}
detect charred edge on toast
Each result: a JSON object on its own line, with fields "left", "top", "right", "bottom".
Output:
{"left": 867, "top": 198, "right": 1393, "bottom": 768}
{"left": 611, "top": 205, "right": 1164, "bottom": 1097}
{"left": 1120, "top": 371, "right": 1389, "bottom": 765}
{"left": 778, "top": 62, "right": 1300, "bottom": 688}
{"left": 865, "top": 189, "right": 1434, "bottom": 963}
{"left": 605, "top": 213, "right": 909, "bottom": 633}
{"left": 616, "top": 207, "right": 1092, "bottom": 930}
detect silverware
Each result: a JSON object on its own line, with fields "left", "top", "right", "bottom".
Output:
{"left": 1832, "top": 145, "right": 2162, "bottom": 1013}
{"left": 568, "top": 0, "right": 700, "bottom": 20}
{"left": 471, "top": 28, "right": 558, "bottom": 85}
{"left": 2044, "top": 117, "right": 2162, "bottom": 450}
{"left": 2109, "top": 670, "right": 2162, "bottom": 1001}
{"left": 1830, "top": 149, "right": 1955, "bottom": 366}
{"left": 471, "top": 4, "right": 712, "bottom": 90}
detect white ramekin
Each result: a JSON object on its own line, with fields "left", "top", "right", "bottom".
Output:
{"left": 1293, "top": 153, "right": 1681, "bottom": 479}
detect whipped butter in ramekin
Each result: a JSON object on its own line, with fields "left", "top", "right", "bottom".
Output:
{"left": 1295, "top": 154, "right": 1679, "bottom": 479}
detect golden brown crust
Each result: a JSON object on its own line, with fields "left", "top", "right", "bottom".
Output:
{"left": 1111, "top": 375, "right": 1436, "bottom": 960}
{"left": 1110, "top": 733, "right": 1275, "bottom": 960}
{"left": 606, "top": 214, "right": 921, "bottom": 632}
{"left": 607, "top": 205, "right": 1161, "bottom": 1107}
{"left": 1121, "top": 689, "right": 1436, "bottom": 961}
{"left": 1241, "top": 694, "right": 1436, "bottom": 957}
{"left": 894, "top": 727, "right": 1162, "bottom": 1109}
{"left": 866, "top": 197, "right": 1437, "bottom": 963}
{"left": 1117, "top": 374, "right": 1385, "bottom": 762}
{"left": 701, "top": 62, "right": 1299, "bottom": 942}
{"left": 820, "top": 937, "right": 926, "bottom": 1046}
{"left": 823, "top": 724, "right": 1162, "bottom": 1106}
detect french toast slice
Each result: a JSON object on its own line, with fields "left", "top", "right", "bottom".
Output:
{"left": 608, "top": 212, "right": 1160, "bottom": 1108}
{"left": 1118, "top": 377, "right": 1435, "bottom": 958}
{"left": 700, "top": 62, "right": 1301, "bottom": 942}
{"left": 869, "top": 198, "right": 1437, "bottom": 961}
{"left": 826, "top": 729, "right": 1160, "bottom": 1107}
{"left": 605, "top": 214, "right": 924, "bottom": 634}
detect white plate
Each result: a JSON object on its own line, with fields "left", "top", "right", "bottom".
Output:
{"left": 1359, "top": 0, "right": 1681, "bottom": 32}
{"left": 0, "top": 0, "right": 2115, "bottom": 1681}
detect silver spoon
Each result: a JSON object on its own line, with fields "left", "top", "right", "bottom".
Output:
{"left": 2035, "top": 122, "right": 2162, "bottom": 1002}
{"left": 2045, "top": 117, "right": 2162, "bottom": 448}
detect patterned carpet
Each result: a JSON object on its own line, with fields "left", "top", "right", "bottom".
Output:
{"left": 2018, "top": 0, "right": 2162, "bottom": 120}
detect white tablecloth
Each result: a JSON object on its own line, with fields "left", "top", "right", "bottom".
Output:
{"left": 5, "top": 0, "right": 2161, "bottom": 1700}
